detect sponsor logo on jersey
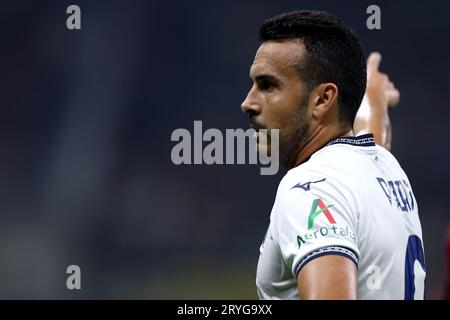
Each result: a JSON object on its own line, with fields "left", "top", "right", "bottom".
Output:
{"left": 307, "top": 198, "right": 335, "bottom": 229}
{"left": 291, "top": 178, "right": 326, "bottom": 191}
{"left": 297, "top": 225, "right": 357, "bottom": 249}
{"left": 296, "top": 198, "right": 357, "bottom": 249}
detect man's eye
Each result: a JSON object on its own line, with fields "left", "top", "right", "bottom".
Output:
{"left": 259, "top": 81, "right": 275, "bottom": 91}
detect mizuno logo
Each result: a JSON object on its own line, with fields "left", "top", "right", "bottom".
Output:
{"left": 291, "top": 178, "right": 326, "bottom": 191}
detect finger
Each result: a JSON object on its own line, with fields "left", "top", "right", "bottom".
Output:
{"left": 367, "top": 52, "right": 382, "bottom": 74}
{"left": 386, "top": 80, "right": 395, "bottom": 90}
{"left": 388, "top": 89, "right": 400, "bottom": 108}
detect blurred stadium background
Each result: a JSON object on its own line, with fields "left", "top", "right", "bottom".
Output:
{"left": 0, "top": 0, "right": 449, "bottom": 299}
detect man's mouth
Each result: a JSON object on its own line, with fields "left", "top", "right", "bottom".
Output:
{"left": 249, "top": 118, "right": 266, "bottom": 132}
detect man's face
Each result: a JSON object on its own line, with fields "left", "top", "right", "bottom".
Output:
{"left": 241, "top": 40, "right": 312, "bottom": 168}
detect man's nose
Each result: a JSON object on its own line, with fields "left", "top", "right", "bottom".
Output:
{"left": 241, "top": 85, "right": 262, "bottom": 115}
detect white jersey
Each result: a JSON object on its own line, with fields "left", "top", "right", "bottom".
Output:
{"left": 256, "top": 134, "right": 426, "bottom": 300}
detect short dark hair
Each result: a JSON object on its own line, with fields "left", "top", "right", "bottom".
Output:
{"left": 260, "top": 10, "right": 366, "bottom": 126}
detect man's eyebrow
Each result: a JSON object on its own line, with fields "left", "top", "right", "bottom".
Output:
{"left": 251, "top": 74, "right": 281, "bottom": 84}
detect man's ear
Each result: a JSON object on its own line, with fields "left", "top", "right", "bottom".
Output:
{"left": 311, "top": 83, "right": 339, "bottom": 121}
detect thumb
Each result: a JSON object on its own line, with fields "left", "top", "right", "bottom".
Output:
{"left": 367, "top": 52, "right": 382, "bottom": 74}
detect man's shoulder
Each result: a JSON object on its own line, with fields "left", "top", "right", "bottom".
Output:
{"left": 274, "top": 145, "right": 373, "bottom": 206}
{"left": 271, "top": 149, "right": 363, "bottom": 234}
{"left": 278, "top": 146, "right": 358, "bottom": 190}
{"left": 277, "top": 162, "right": 326, "bottom": 194}
{"left": 375, "top": 144, "right": 404, "bottom": 168}
{"left": 275, "top": 156, "right": 351, "bottom": 203}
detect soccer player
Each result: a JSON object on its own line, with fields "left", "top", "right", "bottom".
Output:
{"left": 241, "top": 10, "right": 426, "bottom": 299}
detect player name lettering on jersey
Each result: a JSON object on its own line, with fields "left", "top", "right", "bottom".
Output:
{"left": 376, "top": 177, "right": 415, "bottom": 213}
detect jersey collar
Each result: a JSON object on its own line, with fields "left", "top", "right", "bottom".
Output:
{"left": 325, "top": 133, "right": 376, "bottom": 147}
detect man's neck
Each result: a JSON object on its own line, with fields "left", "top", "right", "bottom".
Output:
{"left": 289, "top": 125, "right": 354, "bottom": 169}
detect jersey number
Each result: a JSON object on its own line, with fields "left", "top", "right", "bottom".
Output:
{"left": 404, "top": 235, "right": 426, "bottom": 300}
